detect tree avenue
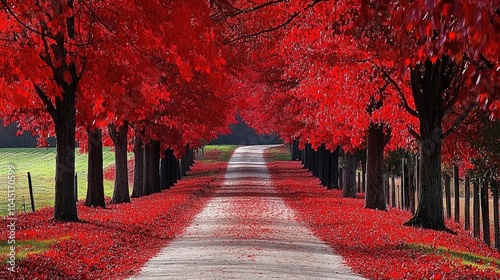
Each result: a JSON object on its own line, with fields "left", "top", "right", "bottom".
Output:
{"left": 0, "top": 0, "right": 233, "bottom": 221}
{"left": 0, "top": 0, "right": 499, "bottom": 232}
{"left": 221, "top": 0, "right": 499, "bottom": 231}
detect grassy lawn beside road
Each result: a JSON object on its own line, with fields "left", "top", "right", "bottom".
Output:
{"left": 0, "top": 148, "right": 127, "bottom": 215}
{"left": 0, "top": 146, "right": 235, "bottom": 216}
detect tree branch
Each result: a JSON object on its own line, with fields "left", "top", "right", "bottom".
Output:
{"left": 408, "top": 127, "right": 421, "bottom": 140}
{"left": 33, "top": 83, "right": 57, "bottom": 119}
{"left": 0, "top": 0, "right": 55, "bottom": 39}
{"left": 224, "top": 11, "right": 300, "bottom": 45}
{"left": 443, "top": 62, "right": 466, "bottom": 115}
{"left": 234, "top": 0, "right": 286, "bottom": 16}
{"left": 370, "top": 60, "right": 419, "bottom": 118}
{"left": 211, "top": 0, "right": 288, "bottom": 21}
{"left": 224, "top": 0, "right": 324, "bottom": 45}
{"left": 39, "top": 28, "right": 56, "bottom": 70}
{"left": 443, "top": 101, "right": 478, "bottom": 138}
{"left": 108, "top": 123, "right": 118, "bottom": 142}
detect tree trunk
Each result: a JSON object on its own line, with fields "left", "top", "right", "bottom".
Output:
{"left": 53, "top": 108, "right": 78, "bottom": 221}
{"left": 85, "top": 128, "right": 105, "bottom": 207}
{"left": 160, "top": 150, "right": 168, "bottom": 190}
{"left": 328, "top": 147, "right": 339, "bottom": 189}
{"left": 166, "top": 149, "right": 177, "bottom": 187}
{"left": 361, "top": 161, "right": 366, "bottom": 193}
{"left": 152, "top": 141, "right": 161, "bottom": 192}
{"left": 465, "top": 176, "right": 471, "bottom": 230}
{"left": 145, "top": 140, "right": 161, "bottom": 194}
{"left": 176, "top": 159, "right": 181, "bottom": 181}
{"left": 318, "top": 145, "right": 324, "bottom": 185}
{"left": 300, "top": 146, "right": 307, "bottom": 167}
{"left": 109, "top": 122, "right": 130, "bottom": 204}
{"left": 343, "top": 152, "right": 357, "bottom": 198}
{"left": 481, "top": 179, "right": 491, "bottom": 246}
{"left": 131, "top": 136, "right": 144, "bottom": 198}
{"left": 444, "top": 173, "right": 452, "bottom": 219}
{"left": 186, "top": 145, "right": 193, "bottom": 171}
{"left": 405, "top": 135, "right": 446, "bottom": 230}
{"left": 313, "top": 148, "right": 319, "bottom": 177}
{"left": 365, "top": 123, "right": 386, "bottom": 210}
{"left": 473, "top": 178, "right": 481, "bottom": 238}
{"left": 321, "top": 145, "right": 330, "bottom": 187}
{"left": 403, "top": 57, "right": 453, "bottom": 231}
{"left": 304, "top": 143, "right": 311, "bottom": 170}
{"left": 292, "top": 139, "right": 301, "bottom": 161}
{"left": 181, "top": 148, "right": 189, "bottom": 176}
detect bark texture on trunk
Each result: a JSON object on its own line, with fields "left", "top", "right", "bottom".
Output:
{"left": 365, "top": 123, "right": 387, "bottom": 210}
{"left": 131, "top": 136, "right": 144, "bottom": 198}
{"left": 85, "top": 128, "right": 105, "bottom": 207}
{"left": 328, "top": 147, "right": 339, "bottom": 189}
{"left": 144, "top": 140, "right": 161, "bottom": 194}
{"left": 40, "top": 6, "right": 80, "bottom": 221}
{"left": 343, "top": 152, "right": 357, "bottom": 198}
{"left": 404, "top": 57, "right": 456, "bottom": 231}
{"left": 160, "top": 151, "right": 169, "bottom": 190}
{"left": 166, "top": 149, "right": 177, "bottom": 187}
{"left": 291, "top": 139, "right": 301, "bottom": 161}
{"left": 320, "top": 145, "right": 330, "bottom": 187}
{"left": 109, "top": 121, "right": 130, "bottom": 204}
{"left": 54, "top": 112, "right": 78, "bottom": 221}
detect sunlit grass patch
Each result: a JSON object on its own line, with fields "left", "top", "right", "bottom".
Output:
{"left": 0, "top": 148, "right": 131, "bottom": 215}
{"left": 405, "top": 243, "right": 500, "bottom": 272}
{"left": 264, "top": 145, "right": 291, "bottom": 162}
{"left": 201, "top": 145, "right": 238, "bottom": 162}
{"left": 0, "top": 238, "right": 61, "bottom": 263}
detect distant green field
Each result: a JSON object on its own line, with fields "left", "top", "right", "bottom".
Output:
{"left": 201, "top": 145, "right": 238, "bottom": 162}
{"left": 0, "top": 145, "right": 235, "bottom": 216}
{"left": 265, "top": 145, "right": 291, "bottom": 162}
{"left": 0, "top": 148, "right": 132, "bottom": 216}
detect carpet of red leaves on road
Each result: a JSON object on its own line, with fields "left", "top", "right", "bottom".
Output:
{"left": 268, "top": 159, "right": 500, "bottom": 279}
{"left": 1, "top": 160, "right": 227, "bottom": 280}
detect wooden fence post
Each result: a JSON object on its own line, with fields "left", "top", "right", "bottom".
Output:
{"left": 401, "top": 158, "right": 406, "bottom": 210}
{"left": 384, "top": 173, "right": 391, "bottom": 205}
{"left": 391, "top": 174, "right": 396, "bottom": 208}
{"left": 454, "top": 165, "right": 460, "bottom": 223}
{"left": 361, "top": 162, "right": 366, "bottom": 193}
{"left": 410, "top": 168, "right": 416, "bottom": 214}
{"left": 415, "top": 155, "right": 420, "bottom": 207}
{"left": 444, "top": 173, "right": 451, "bottom": 219}
{"left": 357, "top": 172, "right": 361, "bottom": 193}
{"left": 465, "top": 176, "right": 470, "bottom": 230}
{"left": 74, "top": 172, "right": 78, "bottom": 203}
{"left": 492, "top": 180, "right": 499, "bottom": 251}
{"left": 27, "top": 172, "right": 35, "bottom": 212}
{"left": 339, "top": 167, "right": 344, "bottom": 191}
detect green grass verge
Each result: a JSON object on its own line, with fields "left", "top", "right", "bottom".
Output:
{"left": 0, "top": 145, "right": 234, "bottom": 216}
{"left": 201, "top": 145, "right": 238, "bottom": 162}
{"left": 0, "top": 148, "right": 132, "bottom": 216}
{"left": 265, "top": 145, "right": 291, "bottom": 162}
{"left": 0, "top": 238, "right": 61, "bottom": 263}
{"left": 405, "top": 243, "right": 500, "bottom": 272}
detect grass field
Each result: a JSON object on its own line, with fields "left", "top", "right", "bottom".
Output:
{"left": 265, "top": 145, "right": 292, "bottom": 162}
{"left": 0, "top": 148, "right": 133, "bottom": 216}
{"left": 201, "top": 145, "right": 238, "bottom": 162}
{"left": 0, "top": 146, "right": 236, "bottom": 216}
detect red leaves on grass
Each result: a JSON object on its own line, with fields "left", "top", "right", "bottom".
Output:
{"left": 269, "top": 160, "right": 500, "bottom": 280}
{"left": 0, "top": 161, "right": 227, "bottom": 279}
